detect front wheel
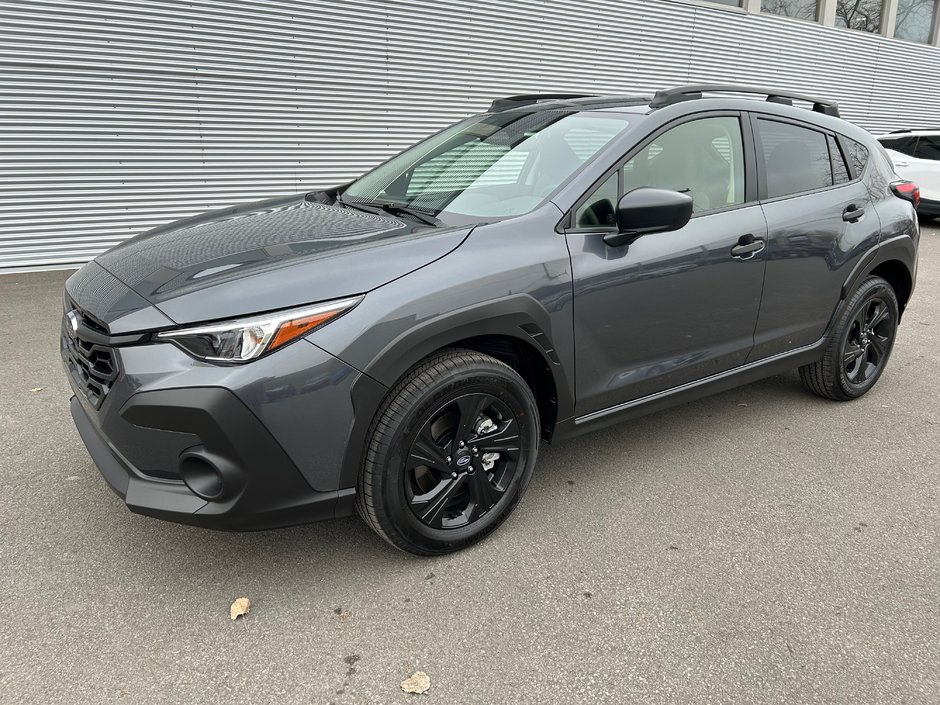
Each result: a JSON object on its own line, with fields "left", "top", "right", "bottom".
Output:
{"left": 799, "top": 275, "right": 899, "bottom": 401}
{"left": 356, "top": 349, "right": 539, "bottom": 555}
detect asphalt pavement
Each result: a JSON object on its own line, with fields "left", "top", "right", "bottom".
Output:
{"left": 2, "top": 224, "right": 938, "bottom": 705}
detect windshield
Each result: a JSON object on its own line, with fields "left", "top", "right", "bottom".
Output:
{"left": 343, "top": 110, "right": 631, "bottom": 221}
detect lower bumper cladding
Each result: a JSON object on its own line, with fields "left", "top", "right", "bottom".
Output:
{"left": 70, "top": 390, "right": 355, "bottom": 531}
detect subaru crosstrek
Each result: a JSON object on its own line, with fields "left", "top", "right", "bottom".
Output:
{"left": 63, "top": 85, "right": 921, "bottom": 555}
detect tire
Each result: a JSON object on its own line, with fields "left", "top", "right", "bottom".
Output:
{"left": 356, "top": 349, "right": 540, "bottom": 555}
{"left": 799, "top": 275, "right": 899, "bottom": 401}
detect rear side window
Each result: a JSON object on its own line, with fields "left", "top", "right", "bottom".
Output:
{"left": 757, "top": 119, "right": 832, "bottom": 198}
{"left": 912, "top": 136, "right": 940, "bottom": 161}
{"left": 878, "top": 136, "right": 918, "bottom": 157}
{"left": 843, "top": 139, "right": 870, "bottom": 177}
{"left": 828, "top": 134, "right": 850, "bottom": 184}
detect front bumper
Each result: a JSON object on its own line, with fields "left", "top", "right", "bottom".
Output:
{"left": 69, "top": 390, "right": 355, "bottom": 530}
{"left": 63, "top": 323, "right": 387, "bottom": 530}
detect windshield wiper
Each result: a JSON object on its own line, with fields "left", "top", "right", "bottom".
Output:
{"left": 378, "top": 203, "right": 441, "bottom": 227}
{"left": 337, "top": 195, "right": 440, "bottom": 227}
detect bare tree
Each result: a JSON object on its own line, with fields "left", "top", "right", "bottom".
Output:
{"left": 762, "top": 0, "right": 819, "bottom": 20}
{"left": 893, "top": 0, "right": 937, "bottom": 41}
{"left": 836, "top": 0, "right": 885, "bottom": 32}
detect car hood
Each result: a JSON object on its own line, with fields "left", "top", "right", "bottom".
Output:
{"left": 81, "top": 193, "right": 471, "bottom": 327}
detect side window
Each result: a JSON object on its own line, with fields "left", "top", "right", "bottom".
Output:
{"left": 879, "top": 136, "right": 918, "bottom": 157}
{"left": 828, "top": 134, "right": 851, "bottom": 184}
{"left": 757, "top": 119, "right": 832, "bottom": 198}
{"left": 575, "top": 172, "right": 618, "bottom": 228}
{"left": 912, "top": 136, "right": 940, "bottom": 161}
{"left": 620, "top": 116, "right": 746, "bottom": 213}
{"left": 844, "top": 138, "right": 870, "bottom": 177}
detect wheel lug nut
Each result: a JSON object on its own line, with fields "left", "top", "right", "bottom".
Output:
{"left": 458, "top": 440, "right": 466, "bottom": 448}
{"left": 451, "top": 471, "right": 458, "bottom": 479}
{"left": 446, "top": 456, "right": 452, "bottom": 463}
{"left": 472, "top": 446, "right": 479, "bottom": 454}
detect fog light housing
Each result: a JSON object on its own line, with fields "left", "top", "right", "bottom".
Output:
{"left": 179, "top": 451, "right": 226, "bottom": 500}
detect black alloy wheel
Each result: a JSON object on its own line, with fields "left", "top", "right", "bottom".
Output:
{"left": 356, "top": 349, "right": 539, "bottom": 555}
{"left": 842, "top": 297, "right": 892, "bottom": 386}
{"left": 405, "top": 393, "right": 522, "bottom": 530}
{"left": 800, "top": 275, "right": 899, "bottom": 401}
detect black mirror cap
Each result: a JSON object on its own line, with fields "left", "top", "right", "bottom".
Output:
{"left": 605, "top": 188, "right": 694, "bottom": 247}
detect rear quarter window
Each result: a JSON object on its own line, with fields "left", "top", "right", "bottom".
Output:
{"left": 843, "top": 139, "right": 870, "bottom": 178}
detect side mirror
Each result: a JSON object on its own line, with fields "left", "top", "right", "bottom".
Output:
{"left": 603, "top": 188, "right": 694, "bottom": 247}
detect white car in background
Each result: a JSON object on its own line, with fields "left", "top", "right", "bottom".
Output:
{"left": 876, "top": 130, "right": 940, "bottom": 218}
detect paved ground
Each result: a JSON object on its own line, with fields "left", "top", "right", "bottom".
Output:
{"left": 2, "top": 224, "right": 939, "bottom": 705}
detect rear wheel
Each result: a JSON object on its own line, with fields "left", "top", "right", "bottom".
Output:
{"left": 356, "top": 349, "right": 539, "bottom": 555}
{"left": 799, "top": 275, "right": 898, "bottom": 401}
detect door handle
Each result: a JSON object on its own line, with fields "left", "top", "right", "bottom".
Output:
{"left": 842, "top": 204, "right": 865, "bottom": 222}
{"left": 731, "top": 234, "right": 765, "bottom": 259}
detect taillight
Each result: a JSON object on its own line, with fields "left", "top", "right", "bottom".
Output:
{"left": 891, "top": 180, "right": 921, "bottom": 208}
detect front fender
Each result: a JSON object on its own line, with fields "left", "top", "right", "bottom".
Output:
{"left": 307, "top": 210, "right": 576, "bottom": 489}
{"left": 315, "top": 295, "right": 575, "bottom": 490}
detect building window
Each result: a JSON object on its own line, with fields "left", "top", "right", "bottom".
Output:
{"left": 707, "top": 0, "right": 744, "bottom": 6}
{"left": 761, "top": 0, "right": 819, "bottom": 20}
{"left": 894, "top": 0, "right": 938, "bottom": 43}
{"left": 835, "top": 0, "right": 885, "bottom": 32}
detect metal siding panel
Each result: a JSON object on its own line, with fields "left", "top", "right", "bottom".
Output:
{"left": 1, "top": 0, "right": 938, "bottom": 269}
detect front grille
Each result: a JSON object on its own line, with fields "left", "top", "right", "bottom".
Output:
{"left": 62, "top": 311, "right": 118, "bottom": 408}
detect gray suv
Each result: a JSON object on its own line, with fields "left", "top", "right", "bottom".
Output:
{"left": 62, "top": 85, "right": 920, "bottom": 555}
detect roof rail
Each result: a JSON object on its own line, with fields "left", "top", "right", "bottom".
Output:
{"left": 489, "top": 93, "right": 595, "bottom": 112}
{"left": 649, "top": 84, "right": 840, "bottom": 117}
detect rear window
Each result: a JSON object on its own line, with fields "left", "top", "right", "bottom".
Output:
{"left": 757, "top": 119, "right": 832, "bottom": 198}
{"left": 912, "top": 135, "right": 940, "bottom": 161}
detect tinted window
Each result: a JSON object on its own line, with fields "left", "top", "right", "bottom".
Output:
{"left": 844, "top": 139, "right": 870, "bottom": 177}
{"left": 879, "top": 136, "right": 918, "bottom": 156}
{"left": 575, "top": 172, "right": 618, "bottom": 228}
{"left": 620, "top": 116, "right": 745, "bottom": 213}
{"left": 828, "top": 134, "right": 850, "bottom": 184}
{"left": 757, "top": 119, "right": 832, "bottom": 198}
{"left": 912, "top": 135, "right": 940, "bottom": 161}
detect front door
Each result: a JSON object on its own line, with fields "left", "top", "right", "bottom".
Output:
{"left": 566, "top": 114, "right": 767, "bottom": 416}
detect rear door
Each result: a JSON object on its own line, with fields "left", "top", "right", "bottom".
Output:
{"left": 749, "top": 115, "right": 882, "bottom": 361}
{"left": 566, "top": 112, "right": 768, "bottom": 415}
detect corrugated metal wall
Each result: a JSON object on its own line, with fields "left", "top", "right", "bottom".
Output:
{"left": 2, "top": 0, "right": 939, "bottom": 270}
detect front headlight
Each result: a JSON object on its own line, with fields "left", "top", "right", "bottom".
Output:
{"left": 155, "top": 296, "right": 362, "bottom": 363}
